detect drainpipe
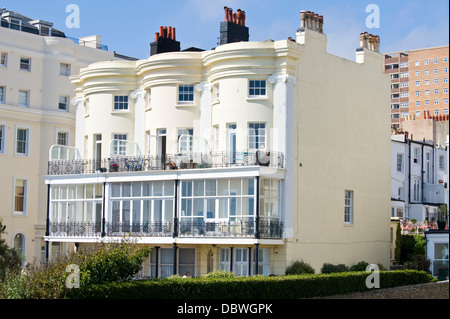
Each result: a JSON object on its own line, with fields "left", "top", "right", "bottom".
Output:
{"left": 101, "top": 181, "right": 106, "bottom": 237}
{"left": 255, "top": 176, "right": 260, "bottom": 239}
{"left": 422, "top": 139, "right": 425, "bottom": 204}
{"left": 230, "top": 247, "right": 233, "bottom": 273}
{"left": 408, "top": 139, "right": 412, "bottom": 215}
{"left": 45, "top": 184, "right": 50, "bottom": 262}
{"left": 155, "top": 246, "right": 160, "bottom": 278}
{"left": 173, "top": 243, "right": 178, "bottom": 276}
{"left": 254, "top": 243, "right": 259, "bottom": 275}
{"left": 173, "top": 179, "right": 179, "bottom": 238}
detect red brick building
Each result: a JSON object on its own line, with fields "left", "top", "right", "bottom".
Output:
{"left": 384, "top": 46, "right": 449, "bottom": 131}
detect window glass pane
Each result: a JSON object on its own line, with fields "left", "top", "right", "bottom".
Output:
{"left": 194, "top": 180, "right": 204, "bottom": 196}
{"left": 218, "top": 179, "right": 229, "bottom": 196}
{"left": 122, "top": 183, "right": 131, "bottom": 197}
{"left": 132, "top": 182, "right": 141, "bottom": 197}
{"left": 230, "top": 179, "right": 241, "bottom": 196}
{"left": 193, "top": 198, "right": 204, "bottom": 217}
{"left": 205, "top": 180, "right": 216, "bottom": 196}
{"left": 164, "top": 181, "right": 174, "bottom": 196}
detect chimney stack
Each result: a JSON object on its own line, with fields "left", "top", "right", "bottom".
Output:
{"left": 299, "top": 10, "right": 324, "bottom": 33}
{"left": 220, "top": 6, "right": 249, "bottom": 45}
{"left": 150, "top": 25, "right": 180, "bottom": 56}
{"left": 359, "top": 32, "right": 380, "bottom": 52}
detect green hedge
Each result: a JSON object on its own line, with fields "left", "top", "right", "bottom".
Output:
{"left": 69, "top": 270, "right": 436, "bottom": 299}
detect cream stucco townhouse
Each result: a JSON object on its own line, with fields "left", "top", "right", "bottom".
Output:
{"left": 0, "top": 9, "right": 133, "bottom": 265}
{"left": 44, "top": 9, "right": 392, "bottom": 276}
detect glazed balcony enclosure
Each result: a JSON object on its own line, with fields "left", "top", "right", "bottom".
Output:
{"left": 46, "top": 176, "right": 284, "bottom": 241}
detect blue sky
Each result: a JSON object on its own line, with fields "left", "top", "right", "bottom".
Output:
{"left": 2, "top": 0, "right": 449, "bottom": 60}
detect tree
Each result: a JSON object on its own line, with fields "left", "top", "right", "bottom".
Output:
{"left": 0, "top": 222, "right": 22, "bottom": 281}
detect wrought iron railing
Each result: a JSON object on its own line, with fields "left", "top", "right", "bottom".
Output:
{"left": 48, "top": 218, "right": 283, "bottom": 239}
{"left": 49, "top": 221, "right": 102, "bottom": 237}
{"left": 48, "top": 150, "right": 285, "bottom": 175}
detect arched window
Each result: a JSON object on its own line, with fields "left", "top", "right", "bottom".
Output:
{"left": 13, "top": 233, "right": 25, "bottom": 264}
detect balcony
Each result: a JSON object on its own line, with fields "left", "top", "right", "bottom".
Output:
{"left": 47, "top": 150, "right": 285, "bottom": 176}
{"left": 48, "top": 218, "right": 283, "bottom": 239}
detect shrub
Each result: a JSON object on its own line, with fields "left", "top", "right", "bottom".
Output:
{"left": 350, "top": 261, "right": 369, "bottom": 272}
{"left": 204, "top": 270, "right": 235, "bottom": 278}
{"left": 321, "top": 263, "right": 349, "bottom": 274}
{"left": 285, "top": 260, "right": 315, "bottom": 275}
{"left": 0, "top": 239, "right": 150, "bottom": 299}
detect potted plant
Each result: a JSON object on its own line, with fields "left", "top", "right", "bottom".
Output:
{"left": 437, "top": 204, "right": 448, "bottom": 230}
{"left": 110, "top": 162, "right": 119, "bottom": 172}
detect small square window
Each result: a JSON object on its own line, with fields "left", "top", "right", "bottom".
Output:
{"left": 249, "top": 80, "right": 266, "bottom": 97}
{"left": 20, "top": 57, "right": 31, "bottom": 71}
{"left": 114, "top": 95, "right": 129, "bottom": 110}
{"left": 60, "top": 63, "right": 71, "bottom": 76}
{"left": 178, "top": 85, "right": 194, "bottom": 104}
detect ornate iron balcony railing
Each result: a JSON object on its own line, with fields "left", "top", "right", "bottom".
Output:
{"left": 47, "top": 218, "right": 283, "bottom": 239}
{"left": 47, "top": 150, "right": 285, "bottom": 175}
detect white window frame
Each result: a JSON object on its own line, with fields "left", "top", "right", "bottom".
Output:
{"left": 0, "top": 123, "right": 6, "bottom": 154}
{"left": 56, "top": 131, "right": 69, "bottom": 146}
{"left": 248, "top": 122, "right": 266, "bottom": 152}
{"left": 178, "top": 84, "right": 195, "bottom": 105}
{"left": 15, "top": 126, "right": 29, "bottom": 156}
{"left": 58, "top": 95, "right": 69, "bottom": 111}
{"left": 248, "top": 80, "right": 267, "bottom": 98}
{"left": 219, "top": 248, "right": 231, "bottom": 272}
{"left": 111, "top": 133, "right": 128, "bottom": 156}
{"left": 397, "top": 153, "right": 404, "bottom": 172}
{"left": 177, "top": 128, "right": 193, "bottom": 153}
{"left": 113, "top": 95, "right": 129, "bottom": 111}
{"left": 344, "top": 190, "right": 354, "bottom": 224}
{"left": 13, "top": 177, "right": 28, "bottom": 216}
{"left": 0, "top": 86, "right": 5, "bottom": 103}
{"left": 59, "top": 63, "right": 71, "bottom": 76}
{"left": 19, "top": 57, "right": 31, "bottom": 71}
{"left": 18, "top": 90, "right": 29, "bottom": 107}
{"left": 0, "top": 52, "right": 7, "bottom": 67}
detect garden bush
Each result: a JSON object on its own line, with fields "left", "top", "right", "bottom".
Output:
{"left": 0, "top": 240, "right": 150, "bottom": 299}
{"left": 69, "top": 270, "right": 436, "bottom": 299}
{"left": 321, "top": 263, "right": 349, "bottom": 274}
{"left": 285, "top": 260, "right": 315, "bottom": 275}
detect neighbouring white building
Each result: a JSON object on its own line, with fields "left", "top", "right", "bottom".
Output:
{"left": 44, "top": 9, "right": 392, "bottom": 276}
{"left": 391, "top": 133, "right": 448, "bottom": 223}
{"left": 0, "top": 8, "right": 133, "bottom": 265}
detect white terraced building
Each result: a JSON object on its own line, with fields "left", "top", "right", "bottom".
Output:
{"left": 44, "top": 9, "right": 392, "bottom": 277}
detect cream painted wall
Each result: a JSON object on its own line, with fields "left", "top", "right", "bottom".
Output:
{"left": 0, "top": 25, "right": 121, "bottom": 264}
{"left": 283, "top": 29, "right": 392, "bottom": 272}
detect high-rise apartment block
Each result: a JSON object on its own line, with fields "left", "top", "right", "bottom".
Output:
{"left": 384, "top": 46, "right": 449, "bottom": 131}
